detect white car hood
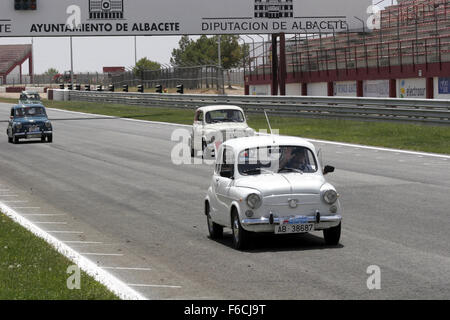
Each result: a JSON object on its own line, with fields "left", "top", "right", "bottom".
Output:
{"left": 235, "top": 174, "right": 325, "bottom": 196}
{"left": 204, "top": 122, "right": 249, "bottom": 131}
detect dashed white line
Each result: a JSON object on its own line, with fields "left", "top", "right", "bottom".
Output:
{"left": 101, "top": 267, "right": 152, "bottom": 271}
{"left": 1, "top": 200, "right": 28, "bottom": 203}
{"left": 33, "top": 222, "right": 67, "bottom": 225}
{"left": 127, "top": 283, "right": 182, "bottom": 289}
{"left": 46, "top": 230, "right": 84, "bottom": 234}
{"left": 0, "top": 200, "right": 147, "bottom": 300}
{"left": 63, "top": 241, "right": 103, "bottom": 244}
{"left": 20, "top": 214, "right": 66, "bottom": 216}
{"left": 80, "top": 253, "right": 124, "bottom": 256}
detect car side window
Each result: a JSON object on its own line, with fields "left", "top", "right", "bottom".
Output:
{"left": 220, "top": 148, "right": 235, "bottom": 179}
{"left": 10, "top": 109, "right": 14, "bottom": 117}
{"left": 194, "top": 111, "right": 203, "bottom": 123}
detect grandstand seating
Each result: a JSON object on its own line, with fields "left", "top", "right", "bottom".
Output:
{"left": 248, "top": 0, "right": 449, "bottom": 79}
{"left": 0, "top": 44, "right": 32, "bottom": 84}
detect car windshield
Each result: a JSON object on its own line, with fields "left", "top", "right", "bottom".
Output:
{"left": 14, "top": 107, "right": 46, "bottom": 118}
{"left": 205, "top": 109, "right": 244, "bottom": 124}
{"left": 238, "top": 146, "right": 318, "bottom": 175}
{"left": 21, "top": 94, "right": 40, "bottom": 101}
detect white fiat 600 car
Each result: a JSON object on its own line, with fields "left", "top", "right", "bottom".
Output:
{"left": 189, "top": 105, "right": 255, "bottom": 158}
{"left": 204, "top": 135, "right": 342, "bottom": 250}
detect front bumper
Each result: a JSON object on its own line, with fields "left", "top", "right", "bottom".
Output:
{"left": 14, "top": 131, "right": 53, "bottom": 139}
{"left": 241, "top": 214, "right": 342, "bottom": 233}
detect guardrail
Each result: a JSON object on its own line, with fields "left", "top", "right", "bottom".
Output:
{"left": 66, "top": 90, "right": 450, "bottom": 125}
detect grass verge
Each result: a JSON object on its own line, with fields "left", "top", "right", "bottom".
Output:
{"left": 1, "top": 97, "right": 449, "bottom": 154}
{"left": 0, "top": 211, "right": 118, "bottom": 300}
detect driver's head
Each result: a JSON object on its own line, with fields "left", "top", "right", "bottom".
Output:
{"left": 291, "top": 149, "right": 306, "bottom": 165}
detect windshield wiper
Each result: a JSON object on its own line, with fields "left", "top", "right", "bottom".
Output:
{"left": 278, "top": 167, "right": 303, "bottom": 174}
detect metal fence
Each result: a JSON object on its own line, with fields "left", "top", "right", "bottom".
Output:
{"left": 110, "top": 65, "right": 225, "bottom": 91}
{"left": 7, "top": 65, "right": 241, "bottom": 92}
{"left": 66, "top": 90, "right": 450, "bottom": 125}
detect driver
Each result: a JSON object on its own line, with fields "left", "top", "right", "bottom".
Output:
{"left": 279, "top": 148, "right": 312, "bottom": 172}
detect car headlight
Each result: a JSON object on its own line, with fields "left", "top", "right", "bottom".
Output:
{"left": 323, "top": 190, "right": 338, "bottom": 204}
{"left": 246, "top": 193, "right": 262, "bottom": 209}
{"left": 45, "top": 121, "right": 52, "bottom": 128}
{"left": 245, "top": 128, "right": 255, "bottom": 136}
{"left": 14, "top": 122, "right": 22, "bottom": 129}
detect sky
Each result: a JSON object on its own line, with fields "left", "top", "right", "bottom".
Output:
{"left": 0, "top": 0, "right": 395, "bottom": 75}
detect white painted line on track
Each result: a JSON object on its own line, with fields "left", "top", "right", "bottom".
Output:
{"left": 127, "top": 284, "right": 182, "bottom": 289}
{"left": 46, "top": 231, "right": 84, "bottom": 234}
{"left": 63, "top": 241, "right": 104, "bottom": 244}
{"left": 102, "top": 267, "right": 152, "bottom": 271}
{"left": 33, "top": 222, "right": 67, "bottom": 225}
{"left": 46, "top": 106, "right": 450, "bottom": 159}
{"left": 11, "top": 207, "right": 40, "bottom": 209}
{"left": 20, "top": 214, "right": 66, "bottom": 216}
{"left": 0, "top": 200, "right": 147, "bottom": 300}
{"left": 80, "top": 253, "right": 124, "bottom": 256}
{"left": 1, "top": 200, "right": 28, "bottom": 203}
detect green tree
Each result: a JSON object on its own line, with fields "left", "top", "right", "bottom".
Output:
{"left": 133, "top": 57, "right": 161, "bottom": 76}
{"left": 44, "top": 68, "right": 59, "bottom": 76}
{"left": 170, "top": 35, "right": 246, "bottom": 69}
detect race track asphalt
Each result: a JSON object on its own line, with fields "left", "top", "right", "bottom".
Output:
{"left": 0, "top": 102, "right": 449, "bottom": 299}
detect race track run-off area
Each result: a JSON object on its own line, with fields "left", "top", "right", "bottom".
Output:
{"left": 0, "top": 102, "right": 449, "bottom": 299}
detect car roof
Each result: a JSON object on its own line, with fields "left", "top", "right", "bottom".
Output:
{"left": 196, "top": 105, "right": 243, "bottom": 113}
{"left": 22, "top": 91, "right": 40, "bottom": 95}
{"left": 223, "top": 135, "right": 316, "bottom": 153}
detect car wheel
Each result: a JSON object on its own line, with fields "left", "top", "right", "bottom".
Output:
{"left": 47, "top": 135, "right": 53, "bottom": 143}
{"left": 206, "top": 203, "right": 223, "bottom": 239}
{"left": 323, "top": 223, "right": 341, "bottom": 246}
{"left": 8, "top": 136, "right": 13, "bottom": 143}
{"left": 231, "top": 210, "right": 250, "bottom": 250}
{"left": 13, "top": 136, "right": 19, "bottom": 144}
{"left": 41, "top": 136, "right": 46, "bottom": 142}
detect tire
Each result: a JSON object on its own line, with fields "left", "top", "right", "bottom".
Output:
{"left": 231, "top": 210, "right": 250, "bottom": 250}
{"left": 206, "top": 203, "right": 223, "bottom": 239}
{"left": 8, "top": 136, "right": 13, "bottom": 143}
{"left": 13, "top": 136, "right": 19, "bottom": 144}
{"left": 41, "top": 136, "right": 46, "bottom": 142}
{"left": 323, "top": 223, "right": 341, "bottom": 246}
{"left": 47, "top": 135, "right": 53, "bottom": 143}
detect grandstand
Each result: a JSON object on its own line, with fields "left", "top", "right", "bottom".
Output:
{"left": 245, "top": 0, "right": 450, "bottom": 99}
{"left": 0, "top": 44, "right": 33, "bottom": 85}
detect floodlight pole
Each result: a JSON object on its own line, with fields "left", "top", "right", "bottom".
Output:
{"left": 134, "top": 36, "right": 137, "bottom": 65}
{"left": 70, "top": 36, "right": 74, "bottom": 85}
{"left": 218, "top": 35, "right": 221, "bottom": 68}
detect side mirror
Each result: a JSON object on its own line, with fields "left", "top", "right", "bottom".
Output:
{"left": 323, "top": 165, "right": 335, "bottom": 175}
{"left": 9, "top": 116, "right": 14, "bottom": 120}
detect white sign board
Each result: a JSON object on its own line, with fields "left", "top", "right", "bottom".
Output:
{"left": 0, "top": 0, "right": 372, "bottom": 37}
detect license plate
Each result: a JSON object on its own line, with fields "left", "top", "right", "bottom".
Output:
{"left": 27, "top": 134, "right": 41, "bottom": 139}
{"left": 275, "top": 223, "right": 314, "bottom": 234}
